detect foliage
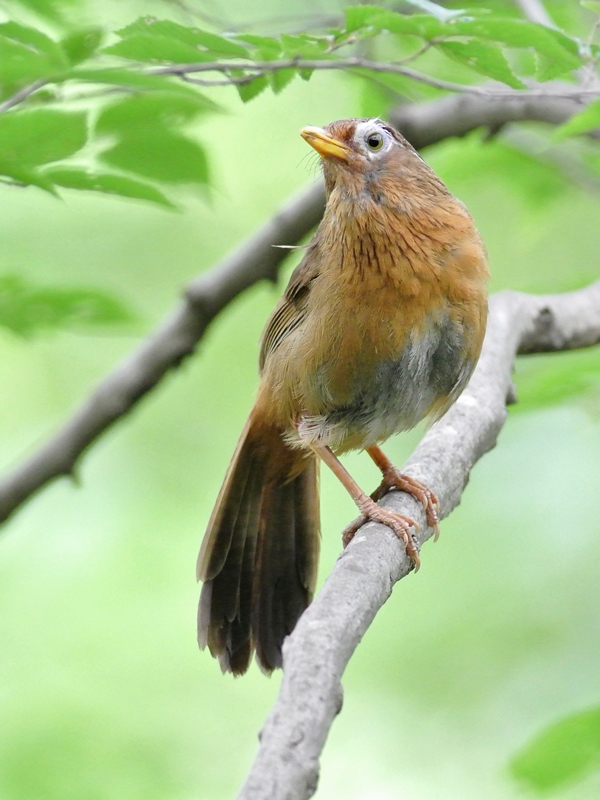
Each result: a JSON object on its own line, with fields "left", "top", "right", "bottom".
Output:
{"left": 0, "top": 276, "right": 134, "bottom": 336}
{"left": 510, "top": 707, "right": 600, "bottom": 792}
{"left": 0, "top": 1, "right": 597, "bottom": 345}
{"left": 0, "top": 0, "right": 594, "bottom": 207}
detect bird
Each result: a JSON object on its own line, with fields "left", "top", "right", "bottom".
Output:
{"left": 197, "top": 118, "right": 488, "bottom": 676}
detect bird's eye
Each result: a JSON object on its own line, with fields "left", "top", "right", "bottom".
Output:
{"left": 365, "top": 132, "right": 384, "bottom": 151}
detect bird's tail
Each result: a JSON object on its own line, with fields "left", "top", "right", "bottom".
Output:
{"left": 197, "top": 413, "right": 320, "bottom": 675}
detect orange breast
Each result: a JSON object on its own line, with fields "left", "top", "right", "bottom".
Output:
{"left": 257, "top": 188, "right": 488, "bottom": 453}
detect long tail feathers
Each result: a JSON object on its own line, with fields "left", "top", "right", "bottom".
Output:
{"left": 197, "top": 418, "right": 320, "bottom": 675}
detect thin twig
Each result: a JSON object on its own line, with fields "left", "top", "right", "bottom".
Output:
{"left": 151, "top": 58, "right": 600, "bottom": 100}
{"left": 0, "top": 183, "right": 325, "bottom": 524}
{"left": 0, "top": 79, "right": 49, "bottom": 114}
{"left": 237, "top": 279, "right": 600, "bottom": 800}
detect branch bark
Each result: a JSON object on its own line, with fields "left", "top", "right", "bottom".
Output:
{"left": 0, "top": 90, "right": 595, "bottom": 524}
{"left": 237, "top": 279, "right": 600, "bottom": 800}
{"left": 154, "top": 58, "right": 600, "bottom": 100}
{"left": 389, "top": 91, "right": 594, "bottom": 146}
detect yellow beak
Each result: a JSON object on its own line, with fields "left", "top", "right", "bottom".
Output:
{"left": 300, "top": 126, "right": 351, "bottom": 161}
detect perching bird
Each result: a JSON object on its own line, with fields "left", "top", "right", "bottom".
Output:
{"left": 197, "top": 118, "right": 489, "bottom": 675}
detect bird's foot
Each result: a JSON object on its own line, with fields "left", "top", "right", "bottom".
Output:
{"left": 342, "top": 496, "right": 420, "bottom": 570}
{"left": 371, "top": 469, "right": 440, "bottom": 540}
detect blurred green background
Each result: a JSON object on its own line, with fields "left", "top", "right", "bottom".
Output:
{"left": 0, "top": 1, "right": 599, "bottom": 798}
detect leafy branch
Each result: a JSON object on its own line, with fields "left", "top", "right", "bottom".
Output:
{"left": 0, "top": 3, "right": 596, "bottom": 221}
{"left": 154, "top": 57, "right": 600, "bottom": 98}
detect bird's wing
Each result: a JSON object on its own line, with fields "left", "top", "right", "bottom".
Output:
{"left": 259, "top": 249, "right": 320, "bottom": 372}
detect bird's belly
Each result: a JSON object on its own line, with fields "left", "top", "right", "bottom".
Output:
{"left": 296, "top": 313, "right": 474, "bottom": 453}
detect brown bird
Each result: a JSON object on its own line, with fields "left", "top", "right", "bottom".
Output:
{"left": 197, "top": 118, "right": 488, "bottom": 675}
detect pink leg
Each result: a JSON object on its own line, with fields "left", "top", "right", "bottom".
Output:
{"left": 309, "top": 441, "right": 420, "bottom": 570}
{"left": 366, "top": 444, "right": 440, "bottom": 539}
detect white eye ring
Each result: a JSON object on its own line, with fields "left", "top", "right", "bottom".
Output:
{"left": 365, "top": 131, "right": 384, "bottom": 151}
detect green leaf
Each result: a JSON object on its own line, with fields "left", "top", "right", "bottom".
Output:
{"left": 0, "top": 24, "right": 67, "bottom": 100}
{"left": 345, "top": 5, "right": 384, "bottom": 32}
{"left": 5, "top": 0, "right": 74, "bottom": 24}
{"left": 553, "top": 99, "right": 600, "bottom": 139}
{"left": 279, "top": 34, "right": 329, "bottom": 59}
{"left": 41, "top": 166, "right": 176, "bottom": 208}
{"left": 0, "top": 276, "right": 134, "bottom": 337}
{"left": 0, "top": 161, "right": 57, "bottom": 194}
{"left": 267, "top": 67, "right": 296, "bottom": 94}
{"left": 510, "top": 707, "right": 600, "bottom": 791}
{"left": 103, "top": 35, "right": 212, "bottom": 64}
{"left": 235, "top": 74, "right": 268, "bottom": 102}
{"left": 96, "top": 93, "right": 209, "bottom": 185}
{"left": 581, "top": 0, "right": 600, "bottom": 12}
{"left": 0, "top": 21, "right": 66, "bottom": 66}
{"left": 101, "top": 130, "right": 208, "bottom": 185}
{"left": 345, "top": 6, "right": 445, "bottom": 39}
{"left": 454, "top": 19, "right": 582, "bottom": 80}
{"left": 0, "top": 109, "right": 87, "bottom": 167}
{"left": 437, "top": 40, "right": 526, "bottom": 88}
{"left": 0, "top": 107, "right": 86, "bottom": 193}
{"left": 114, "top": 17, "right": 248, "bottom": 57}
{"left": 97, "top": 91, "right": 211, "bottom": 132}
{"left": 68, "top": 67, "right": 219, "bottom": 106}
{"left": 236, "top": 33, "right": 281, "bottom": 57}
{"left": 178, "top": 29, "right": 248, "bottom": 58}
{"left": 59, "top": 27, "right": 103, "bottom": 65}
{"left": 373, "top": 11, "right": 446, "bottom": 38}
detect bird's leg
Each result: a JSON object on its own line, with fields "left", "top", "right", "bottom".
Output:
{"left": 366, "top": 445, "right": 440, "bottom": 540}
{"left": 308, "top": 441, "right": 420, "bottom": 570}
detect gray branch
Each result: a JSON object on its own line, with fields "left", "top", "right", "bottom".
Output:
{"left": 154, "top": 57, "right": 600, "bottom": 100}
{"left": 0, "top": 89, "right": 596, "bottom": 525}
{"left": 237, "top": 279, "right": 600, "bottom": 800}
{"left": 389, "top": 91, "right": 594, "bottom": 146}
{"left": 0, "top": 183, "right": 325, "bottom": 523}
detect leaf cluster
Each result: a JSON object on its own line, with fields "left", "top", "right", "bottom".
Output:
{"left": 0, "top": 276, "right": 133, "bottom": 337}
{"left": 0, "top": 0, "right": 598, "bottom": 367}
{"left": 0, "top": 3, "right": 596, "bottom": 206}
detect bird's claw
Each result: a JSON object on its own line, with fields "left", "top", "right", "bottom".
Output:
{"left": 342, "top": 497, "right": 421, "bottom": 570}
{"left": 371, "top": 469, "right": 440, "bottom": 540}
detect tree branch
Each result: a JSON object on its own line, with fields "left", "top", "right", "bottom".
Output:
{"left": 0, "top": 183, "right": 324, "bottom": 524}
{"left": 388, "top": 91, "right": 595, "bottom": 146}
{"left": 0, "top": 89, "right": 596, "bottom": 524}
{"left": 0, "top": 79, "right": 49, "bottom": 114}
{"left": 237, "top": 279, "right": 600, "bottom": 800}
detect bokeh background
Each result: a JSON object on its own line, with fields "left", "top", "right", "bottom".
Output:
{"left": 0, "top": 0, "right": 599, "bottom": 798}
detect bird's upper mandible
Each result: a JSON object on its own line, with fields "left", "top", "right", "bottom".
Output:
{"left": 300, "top": 117, "right": 441, "bottom": 202}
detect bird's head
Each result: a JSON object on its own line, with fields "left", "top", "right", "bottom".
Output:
{"left": 300, "top": 118, "right": 438, "bottom": 203}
